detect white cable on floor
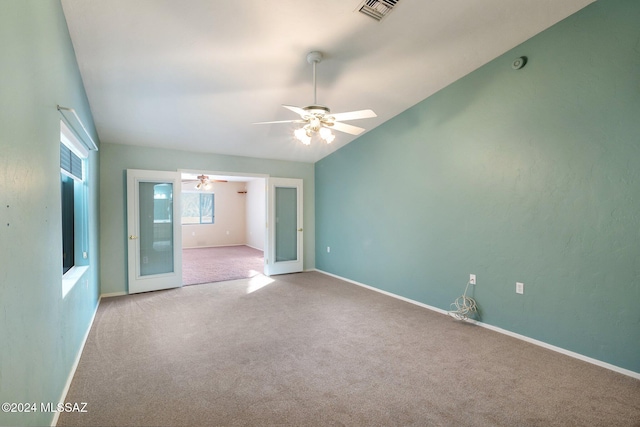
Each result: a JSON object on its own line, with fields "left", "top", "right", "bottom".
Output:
{"left": 448, "top": 281, "right": 477, "bottom": 321}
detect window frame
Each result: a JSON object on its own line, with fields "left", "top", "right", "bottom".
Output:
{"left": 60, "top": 120, "right": 90, "bottom": 298}
{"left": 181, "top": 191, "right": 215, "bottom": 225}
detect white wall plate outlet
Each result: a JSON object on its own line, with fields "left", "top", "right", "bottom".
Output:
{"left": 470, "top": 274, "right": 476, "bottom": 285}
{"left": 516, "top": 282, "right": 524, "bottom": 294}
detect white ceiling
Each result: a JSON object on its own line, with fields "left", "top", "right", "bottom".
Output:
{"left": 61, "top": 0, "right": 594, "bottom": 164}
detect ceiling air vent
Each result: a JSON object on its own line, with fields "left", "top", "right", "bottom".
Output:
{"left": 357, "top": 0, "right": 399, "bottom": 21}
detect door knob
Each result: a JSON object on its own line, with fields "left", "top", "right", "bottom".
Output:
{"left": 129, "top": 235, "right": 138, "bottom": 240}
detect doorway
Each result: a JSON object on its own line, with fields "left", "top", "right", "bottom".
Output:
{"left": 126, "top": 169, "right": 304, "bottom": 293}
{"left": 180, "top": 172, "right": 266, "bottom": 286}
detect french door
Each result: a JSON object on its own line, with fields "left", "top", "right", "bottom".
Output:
{"left": 265, "top": 178, "right": 304, "bottom": 276}
{"left": 126, "top": 169, "right": 182, "bottom": 293}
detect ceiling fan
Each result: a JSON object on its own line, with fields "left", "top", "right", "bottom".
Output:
{"left": 182, "top": 174, "right": 227, "bottom": 190}
{"left": 254, "top": 51, "right": 377, "bottom": 145}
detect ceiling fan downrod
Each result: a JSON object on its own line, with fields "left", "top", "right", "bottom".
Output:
{"left": 307, "top": 51, "right": 323, "bottom": 106}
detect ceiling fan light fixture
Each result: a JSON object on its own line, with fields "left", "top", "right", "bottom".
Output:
{"left": 319, "top": 127, "right": 335, "bottom": 143}
{"left": 309, "top": 117, "right": 321, "bottom": 131}
{"left": 294, "top": 124, "right": 335, "bottom": 145}
{"left": 294, "top": 128, "right": 312, "bottom": 145}
{"left": 195, "top": 174, "right": 211, "bottom": 190}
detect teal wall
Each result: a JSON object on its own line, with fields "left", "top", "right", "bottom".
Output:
{"left": 315, "top": 0, "right": 640, "bottom": 373}
{"left": 100, "top": 143, "right": 315, "bottom": 295}
{"left": 0, "top": 1, "right": 100, "bottom": 426}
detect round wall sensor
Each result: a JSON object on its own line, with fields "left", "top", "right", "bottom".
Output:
{"left": 512, "top": 56, "right": 527, "bottom": 70}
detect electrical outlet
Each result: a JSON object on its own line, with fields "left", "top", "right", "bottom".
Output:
{"left": 469, "top": 274, "right": 476, "bottom": 285}
{"left": 516, "top": 282, "right": 524, "bottom": 294}
{"left": 327, "top": 246, "right": 331, "bottom": 253}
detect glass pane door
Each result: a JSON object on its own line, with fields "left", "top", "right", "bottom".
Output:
{"left": 139, "top": 182, "right": 174, "bottom": 276}
{"left": 275, "top": 187, "right": 297, "bottom": 262}
{"left": 127, "top": 169, "right": 182, "bottom": 294}
{"left": 265, "top": 178, "right": 303, "bottom": 276}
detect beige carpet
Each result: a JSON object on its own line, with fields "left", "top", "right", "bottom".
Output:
{"left": 58, "top": 272, "right": 640, "bottom": 427}
{"left": 182, "top": 245, "right": 264, "bottom": 286}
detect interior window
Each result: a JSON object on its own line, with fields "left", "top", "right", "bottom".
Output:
{"left": 181, "top": 192, "right": 215, "bottom": 224}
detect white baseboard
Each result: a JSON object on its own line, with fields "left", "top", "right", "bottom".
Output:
{"left": 51, "top": 296, "right": 101, "bottom": 426}
{"left": 181, "top": 243, "right": 246, "bottom": 249}
{"left": 314, "top": 269, "right": 640, "bottom": 380}
{"left": 100, "top": 291, "right": 127, "bottom": 298}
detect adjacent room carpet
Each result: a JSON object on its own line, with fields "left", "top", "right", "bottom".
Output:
{"left": 182, "top": 245, "right": 264, "bottom": 286}
{"left": 58, "top": 272, "right": 640, "bottom": 427}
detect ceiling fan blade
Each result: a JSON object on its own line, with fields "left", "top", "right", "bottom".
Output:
{"left": 282, "top": 104, "right": 308, "bottom": 117}
{"left": 253, "top": 119, "right": 304, "bottom": 125}
{"left": 329, "top": 121, "right": 366, "bottom": 135}
{"left": 330, "top": 109, "right": 377, "bottom": 122}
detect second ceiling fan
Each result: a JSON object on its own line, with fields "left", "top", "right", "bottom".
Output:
{"left": 254, "top": 51, "right": 377, "bottom": 145}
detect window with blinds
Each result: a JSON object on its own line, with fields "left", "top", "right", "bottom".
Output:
{"left": 60, "top": 143, "right": 83, "bottom": 181}
{"left": 60, "top": 120, "right": 88, "bottom": 281}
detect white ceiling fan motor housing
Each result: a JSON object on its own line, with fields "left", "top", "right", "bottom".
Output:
{"left": 307, "top": 51, "right": 323, "bottom": 64}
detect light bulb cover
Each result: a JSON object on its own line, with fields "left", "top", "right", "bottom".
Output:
{"left": 319, "top": 127, "right": 335, "bottom": 143}
{"left": 294, "top": 127, "right": 312, "bottom": 145}
{"left": 294, "top": 127, "right": 306, "bottom": 140}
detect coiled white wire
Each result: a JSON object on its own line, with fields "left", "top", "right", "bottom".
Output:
{"left": 448, "top": 281, "right": 477, "bottom": 321}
